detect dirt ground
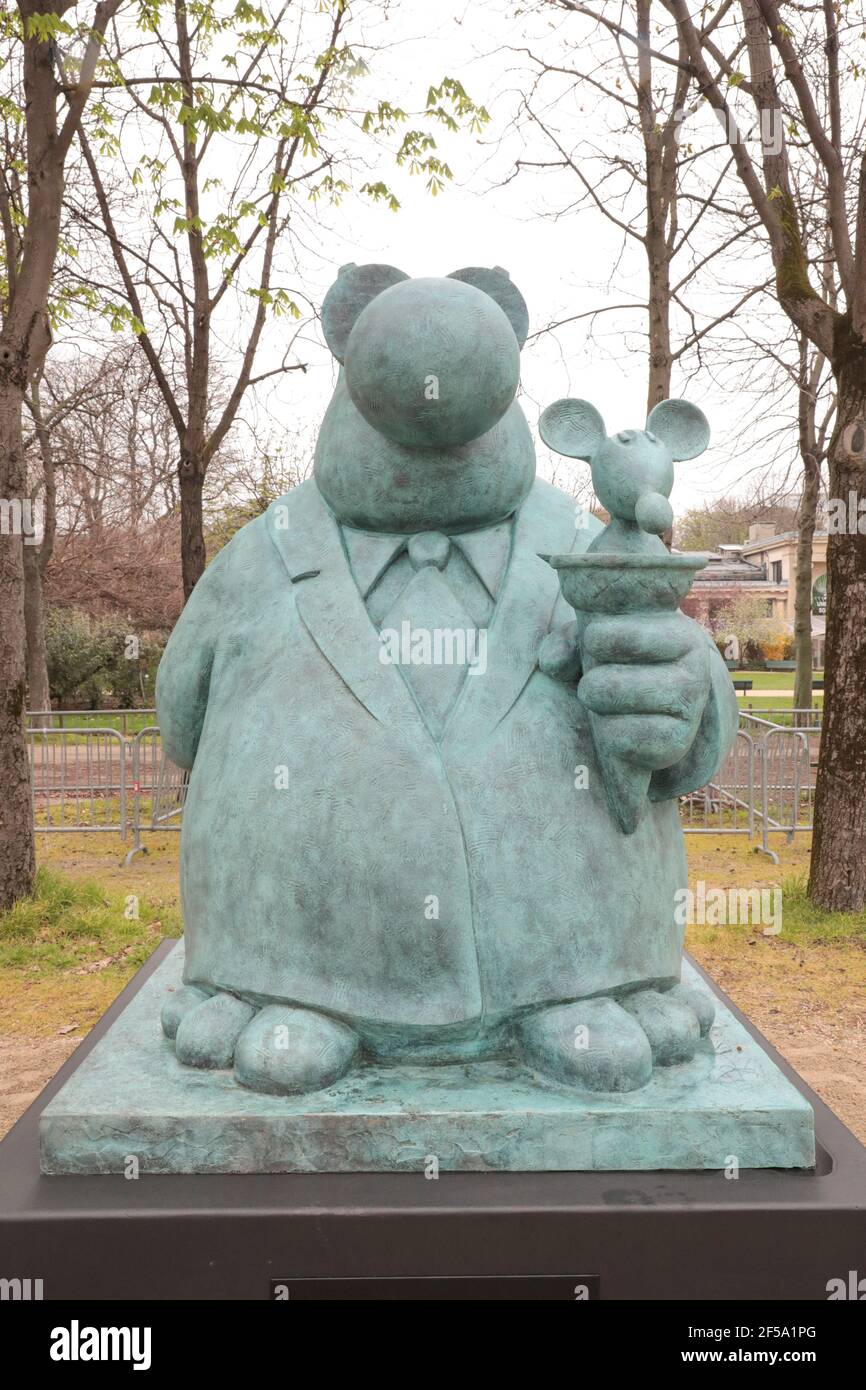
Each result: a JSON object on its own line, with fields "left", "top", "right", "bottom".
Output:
{"left": 0, "top": 1036, "right": 84, "bottom": 1139}
{"left": 1, "top": 829, "right": 864, "bottom": 1144}
{"left": 686, "top": 835, "right": 866, "bottom": 1144}
{"left": 688, "top": 940, "right": 866, "bottom": 1144}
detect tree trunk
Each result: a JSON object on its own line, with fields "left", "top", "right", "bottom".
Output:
{"left": 637, "top": 0, "right": 674, "bottom": 415}
{"left": 793, "top": 339, "right": 821, "bottom": 717}
{"left": 647, "top": 240, "right": 673, "bottom": 413}
{"left": 0, "top": 383, "right": 36, "bottom": 908}
{"left": 23, "top": 539, "right": 51, "bottom": 724}
{"left": 792, "top": 456, "right": 819, "bottom": 716}
{"left": 24, "top": 378, "right": 56, "bottom": 726}
{"left": 808, "top": 331, "right": 866, "bottom": 909}
{"left": 179, "top": 452, "right": 206, "bottom": 600}
{"left": 0, "top": 0, "right": 120, "bottom": 908}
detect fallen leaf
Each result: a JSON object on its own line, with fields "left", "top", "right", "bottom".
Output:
{"left": 76, "top": 956, "right": 115, "bottom": 975}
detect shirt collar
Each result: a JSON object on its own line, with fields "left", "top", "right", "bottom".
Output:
{"left": 452, "top": 521, "right": 511, "bottom": 598}
{"left": 342, "top": 517, "right": 513, "bottom": 600}
{"left": 341, "top": 528, "right": 406, "bottom": 599}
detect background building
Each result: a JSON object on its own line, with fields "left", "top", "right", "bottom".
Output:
{"left": 682, "top": 522, "right": 827, "bottom": 665}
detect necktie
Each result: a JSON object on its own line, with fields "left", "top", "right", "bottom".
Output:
{"left": 378, "top": 531, "right": 483, "bottom": 736}
{"left": 407, "top": 531, "right": 451, "bottom": 571}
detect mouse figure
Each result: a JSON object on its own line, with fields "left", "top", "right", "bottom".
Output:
{"left": 156, "top": 264, "right": 738, "bottom": 1098}
{"left": 538, "top": 396, "right": 716, "bottom": 834}
{"left": 539, "top": 396, "right": 709, "bottom": 548}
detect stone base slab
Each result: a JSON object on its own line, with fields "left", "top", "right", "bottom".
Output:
{"left": 39, "top": 944, "right": 815, "bottom": 1174}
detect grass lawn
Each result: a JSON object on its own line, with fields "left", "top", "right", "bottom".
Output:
{"left": 737, "top": 696, "right": 823, "bottom": 720}
{"left": 733, "top": 671, "right": 824, "bottom": 722}
{"left": 0, "top": 827, "right": 863, "bottom": 1143}
{"left": 0, "top": 833, "right": 180, "bottom": 1040}
{"left": 732, "top": 669, "right": 823, "bottom": 691}
{"left": 28, "top": 710, "right": 157, "bottom": 737}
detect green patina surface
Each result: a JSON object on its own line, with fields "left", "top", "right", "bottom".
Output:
{"left": 40, "top": 265, "right": 815, "bottom": 1170}
{"left": 151, "top": 270, "right": 738, "bottom": 1044}
{"left": 41, "top": 944, "right": 815, "bottom": 1174}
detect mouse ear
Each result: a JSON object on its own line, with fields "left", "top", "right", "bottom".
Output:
{"left": 646, "top": 399, "right": 710, "bottom": 461}
{"left": 448, "top": 266, "right": 529, "bottom": 348}
{"left": 539, "top": 398, "right": 606, "bottom": 460}
{"left": 321, "top": 263, "right": 409, "bottom": 362}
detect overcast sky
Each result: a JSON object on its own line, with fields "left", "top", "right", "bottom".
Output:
{"left": 97, "top": 0, "right": 808, "bottom": 517}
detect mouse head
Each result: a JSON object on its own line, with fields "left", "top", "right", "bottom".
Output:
{"left": 314, "top": 264, "right": 535, "bottom": 532}
{"left": 539, "top": 397, "right": 710, "bottom": 536}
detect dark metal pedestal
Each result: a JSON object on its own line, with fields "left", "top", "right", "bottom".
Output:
{"left": 1, "top": 943, "right": 864, "bottom": 1300}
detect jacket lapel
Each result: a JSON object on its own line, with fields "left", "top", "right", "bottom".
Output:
{"left": 266, "top": 480, "right": 430, "bottom": 740}
{"left": 266, "top": 477, "right": 585, "bottom": 750}
{"left": 441, "top": 483, "right": 582, "bottom": 754}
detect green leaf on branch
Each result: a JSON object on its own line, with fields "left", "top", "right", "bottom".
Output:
{"left": 360, "top": 181, "right": 400, "bottom": 212}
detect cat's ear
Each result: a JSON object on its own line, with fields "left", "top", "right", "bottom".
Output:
{"left": 647, "top": 399, "right": 710, "bottom": 461}
{"left": 539, "top": 398, "right": 606, "bottom": 460}
{"left": 448, "top": 266, "right": 529, "bottom": 348}
{"left": 321, "top": 263, "right": 409, "bottom": 363}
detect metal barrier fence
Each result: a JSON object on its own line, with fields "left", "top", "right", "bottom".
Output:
{"left": 29, "top": 726, "right": 129, "bottom": 835}
{"left": 28, "top": 708, "right": 819, "bottom": 862}
{"left": 27, "top": 717, "right": 187, "bottom": 859}
{"left": 27, "top": 708, "right": 156, "bottom": 737}
{"left": 740, "top": 705, "right": 823, "bottom": 731}
{"left": 758, "top": 725, "right": 814, "bottom": 854}
{"left": 680, "top": 712, "right": 817, "bottom": 863}
{"left": 123, "top": 726, "right": 188, "bottom": 863}
{"left": 679, "top": 730, "right": 756, "bottom": 838}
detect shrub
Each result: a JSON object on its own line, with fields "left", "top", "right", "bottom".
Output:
{"left": 713, "top": 594, "right": 790, "bottom": 668}
{"left": 760, "top": 636, "right": 788, "bottom": 661}
{"left": 45, "top": 608, "right": 164, "bottom": 708}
